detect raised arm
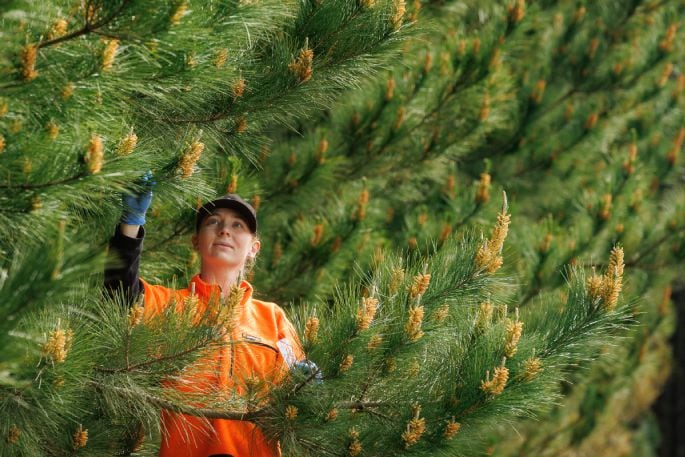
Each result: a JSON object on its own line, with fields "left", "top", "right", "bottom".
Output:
{"left": 104, "top": 225, "right": 145, "bottom": 305}
{"left": 104, "top": 172, "right": 154, "bottom": 306}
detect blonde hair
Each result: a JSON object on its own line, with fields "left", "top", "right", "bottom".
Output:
{"left": 238, "top": 233, "right": 260, "bottom": 282}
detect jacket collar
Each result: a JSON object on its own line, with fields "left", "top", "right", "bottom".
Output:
{"left": 189, "top": 274, "right": 253, "bottom": 306}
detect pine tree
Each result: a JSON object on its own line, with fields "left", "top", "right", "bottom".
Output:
{"left": 249, "top": 0, "right": 684, "bottom": 454}
{"left": 1, "top": 1, "right": 683, "bottom": 456}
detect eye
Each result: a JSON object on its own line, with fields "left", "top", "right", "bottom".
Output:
{"left": 232, "top": 220, "right": 245, "bottom": 229}
{"left": 205, "top": 217, "right": 219, "bottom": 226}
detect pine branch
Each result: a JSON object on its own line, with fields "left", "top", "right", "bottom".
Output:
{"left": 36, "top": 0, "right": 133, "bottom": 50}
{"left": 97, "top": 381, "right": 388, "bottom": 422}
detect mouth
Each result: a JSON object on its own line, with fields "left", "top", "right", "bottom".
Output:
{"left": 213, "top": 242, "right": 235, "bottom": 249}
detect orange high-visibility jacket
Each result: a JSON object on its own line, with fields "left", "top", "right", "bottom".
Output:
{"left": 140, "top": 274, "right": 304, "bottom": 457}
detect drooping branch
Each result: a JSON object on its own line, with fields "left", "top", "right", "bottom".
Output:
{"left": 95, "top": 382, "right": 265, "bottom": 420}
{"left": 97, "top": 380, "right": 389, "bottom": 421}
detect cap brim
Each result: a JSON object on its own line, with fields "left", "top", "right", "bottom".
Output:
{"left": 197, "top": 199, "right": 257, "bottom": 233}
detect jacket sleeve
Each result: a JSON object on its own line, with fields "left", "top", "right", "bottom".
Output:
{"left": 104, "top": 225, "right": 145, "bottom": 307}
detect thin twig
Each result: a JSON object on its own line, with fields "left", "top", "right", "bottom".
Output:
{"left": 0, "top": 173, "right": 85, "bottom": 190}
{"left": 336, "top": 400, "right": 386, "bottom": 410}
{"left": 286, "top": 368, "right": 322, "bottom": 399}
{"left": 162, "top": 111, "right": 229, "bottom": 125}
{"left": 296, "top": 438, "right": 339, "bottom": 457}
{"left": 95, "top": 340, "right": 217, "bottom": 374}
{"left": 626, "top": 232, "right": 673, "bottom": 268}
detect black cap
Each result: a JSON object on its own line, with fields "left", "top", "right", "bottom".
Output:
{"left": 195, "top": 194, "right": 257, "bottom": 233}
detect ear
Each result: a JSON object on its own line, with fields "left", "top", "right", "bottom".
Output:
{"left": 248, "top": 238, "right": 261, "bottom": 259}
{"left": 191, "top": 234, "right": 199, "bottom": 251}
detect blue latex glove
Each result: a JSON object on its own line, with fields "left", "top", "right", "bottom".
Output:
{"left": 121, "top": 171, "right": 155, "bottom": 226}
{"left": 292, "top": 360, "right": 323, "bottom": 384}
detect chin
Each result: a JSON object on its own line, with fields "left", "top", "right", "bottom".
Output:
{"left": 208, "top": 256, "right": 245, "bottom": 269}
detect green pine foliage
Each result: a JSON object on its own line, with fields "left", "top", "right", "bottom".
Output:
{"left": 1, "top": 0, "right": 683, "bottom": 455}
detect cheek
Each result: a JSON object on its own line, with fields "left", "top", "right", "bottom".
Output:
{"left": 238, "top": 238, "right": 256, "bottom": 257}
{"left": 195, "top": 233, "right": 213, "bottom": 252}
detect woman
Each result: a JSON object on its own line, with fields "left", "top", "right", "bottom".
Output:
{"left": 106, "top": 188, "right": 304, "bottom": 457}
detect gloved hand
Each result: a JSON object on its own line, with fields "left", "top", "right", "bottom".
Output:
{"left": 292, "top": 360, "right": 323, "bottom": 384}
{"left": 121, "top": 171, "right": 155, "bottom": 226}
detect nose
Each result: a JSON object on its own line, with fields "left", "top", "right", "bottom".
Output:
{"left": 218, "top": 222, "right": 231, "bottom": 236}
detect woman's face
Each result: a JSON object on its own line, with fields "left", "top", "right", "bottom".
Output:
{"left": 192, "top": 208, "right": 260, "bottom": 271}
